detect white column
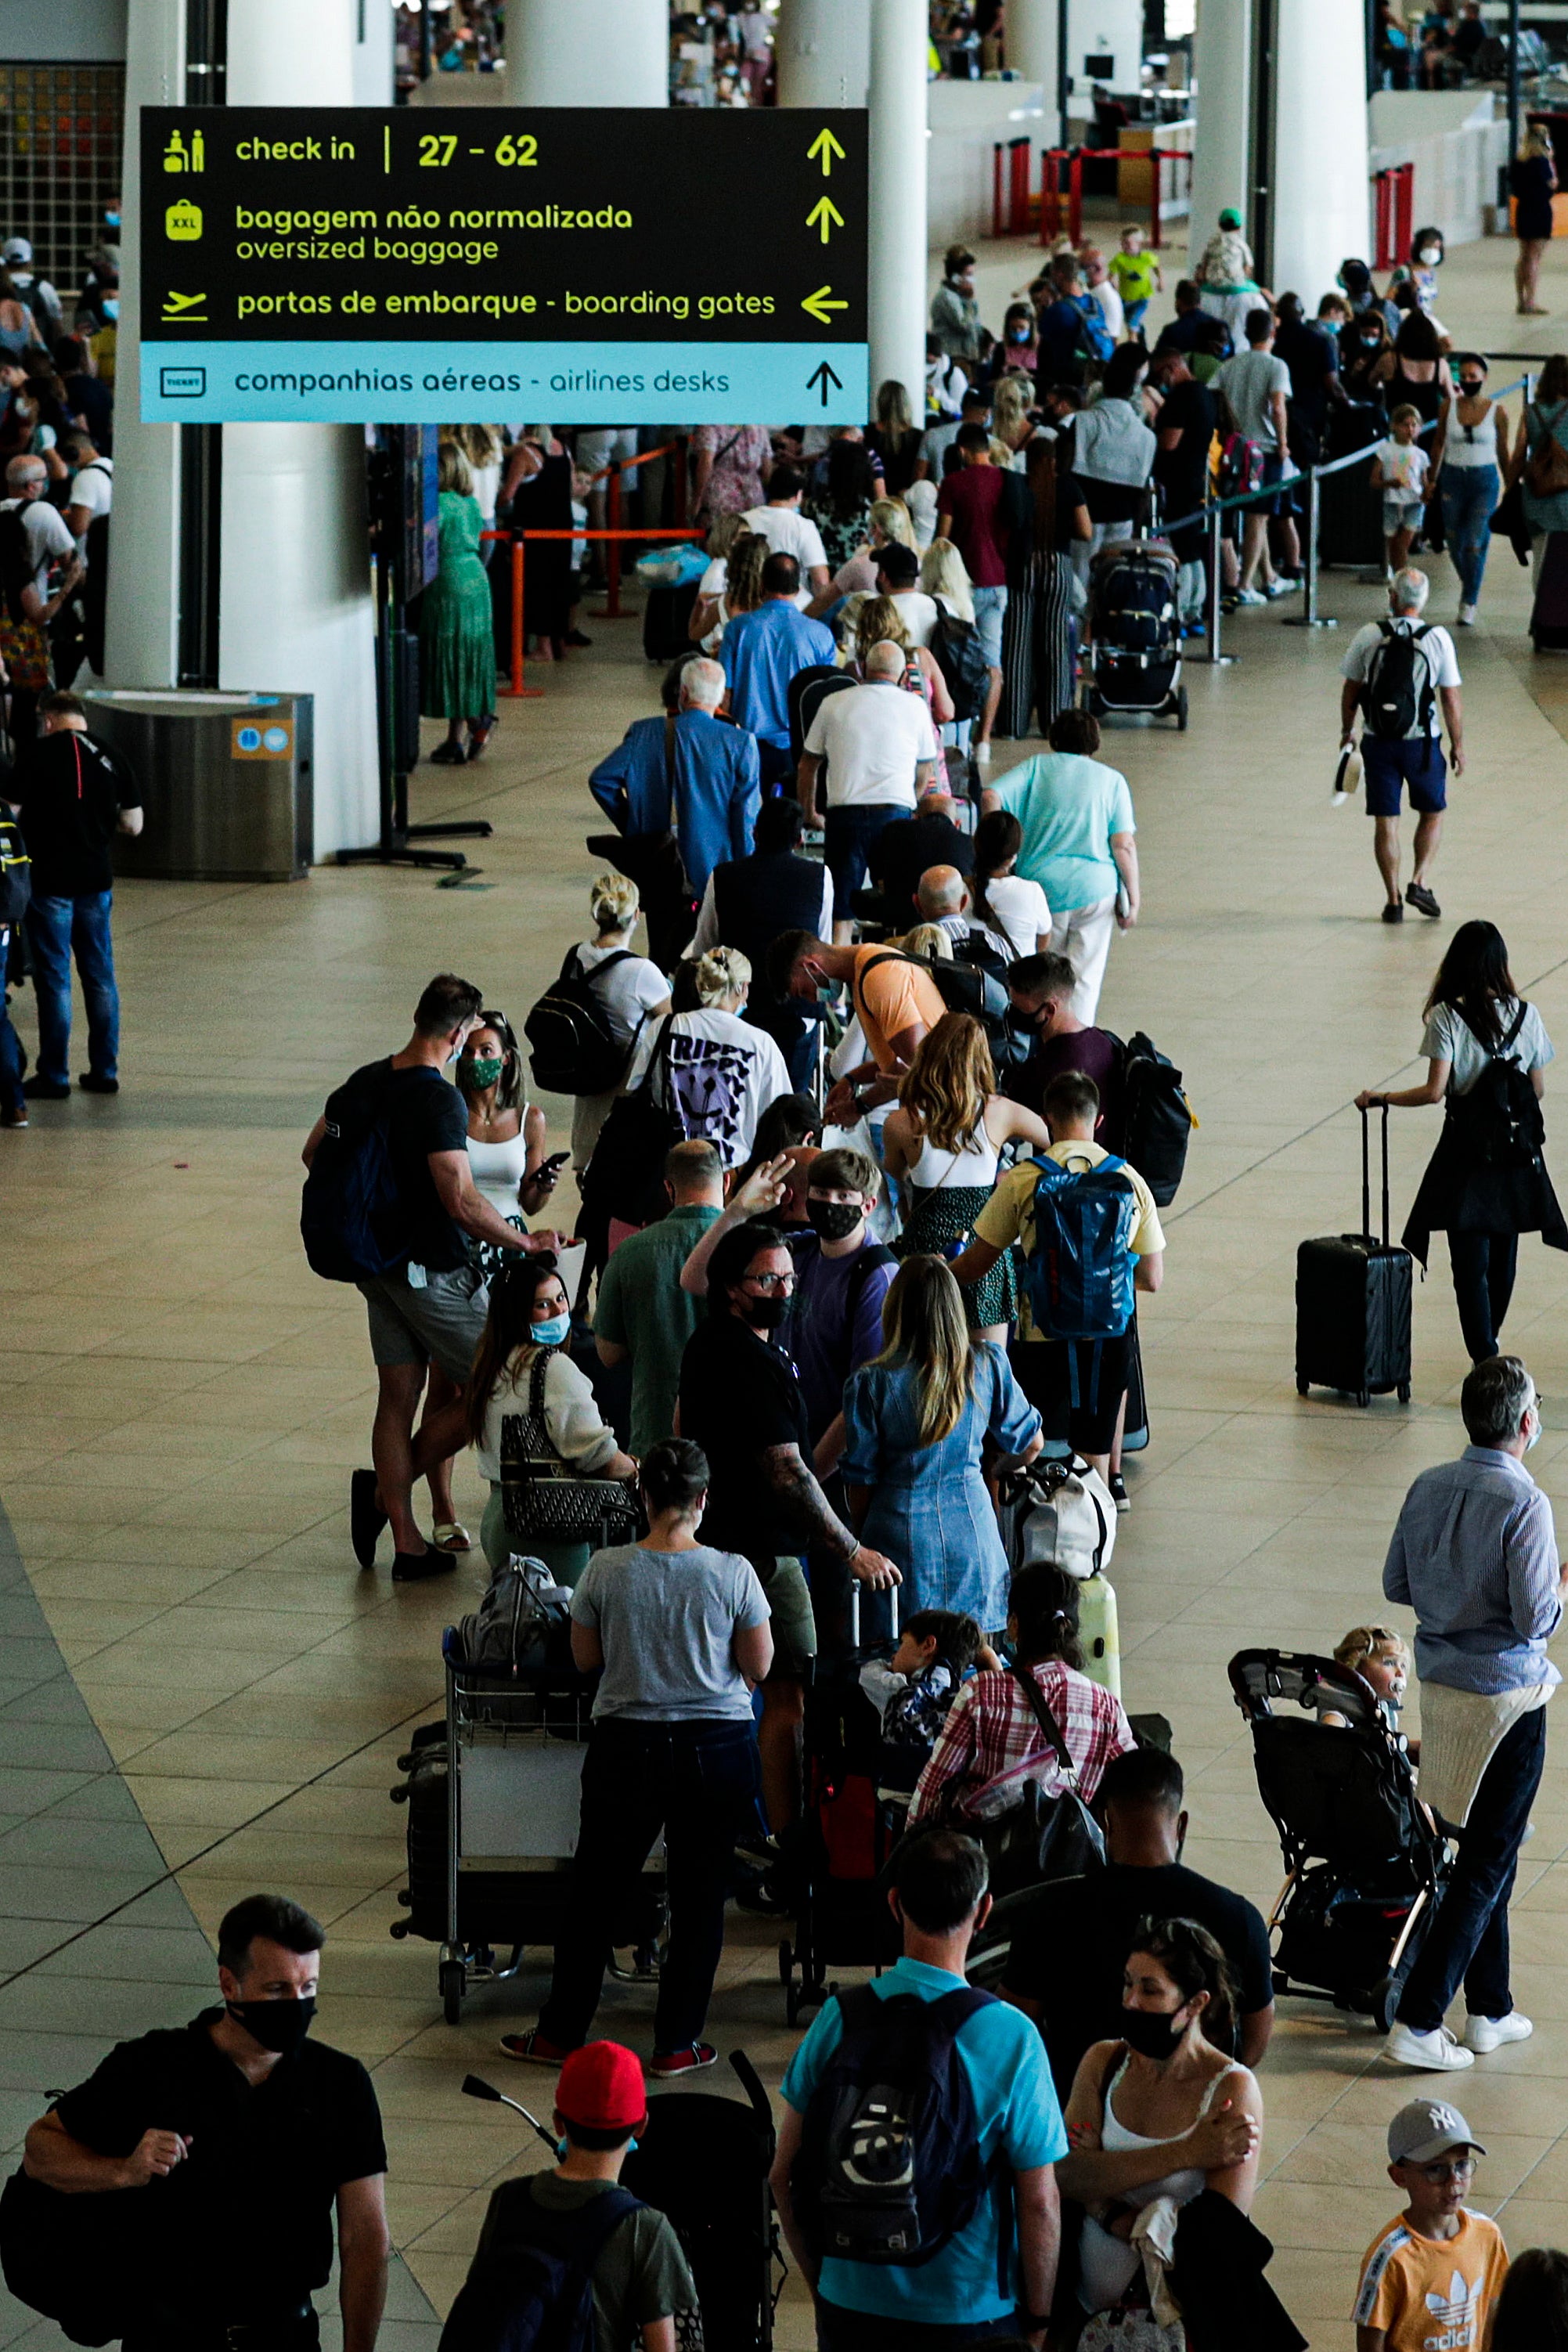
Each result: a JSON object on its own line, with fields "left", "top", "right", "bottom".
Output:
{"left": 221, "top": 0, "right": 379, "bottom": 858}
{"left": 868, "top": 0, "right": 927, "bottom": 410}
{"left": 506, "top": 0, "right": 666, "bottom": 106}
{"left": 1008, "top": 0, "right": 1060, "bottom": 137}
{"left": 1188, "top": 0, "right": 1251, "bottom": 275}
{"left": 1267, "top": 0, "right": 1370, "bottom": 301}
{"left": 776, "top": 0, "right": 871, "bottom": 109}
{"left": 104, "top": 0, "right": 185, "bottom": 691}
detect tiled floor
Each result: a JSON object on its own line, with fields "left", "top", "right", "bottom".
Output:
{"left": 5, "top": 225, "right": 1568, "bottom": 2345}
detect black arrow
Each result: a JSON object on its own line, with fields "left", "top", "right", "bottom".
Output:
{"left": 807, "top": 360, "right": 842, "bottom": 409}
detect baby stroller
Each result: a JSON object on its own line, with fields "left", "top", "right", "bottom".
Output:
{"left": 1082, "top": 536, "right": 1187, "bottom": 729}
{"left": 1228, "top": 1648, "right": 1449, "bottom": 2029}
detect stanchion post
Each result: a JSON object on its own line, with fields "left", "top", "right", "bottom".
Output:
{"left": 1283, "top": 467, "right": 1337, "bottom": 630}
{"left": 1200, "top": 505, "right": 1238, "bottom": 666}
{"left": 499, "top": 537, "right": 545, "bottom": 699}
{"left": 993, "top": 142, "right": 1005, "bottom": 239}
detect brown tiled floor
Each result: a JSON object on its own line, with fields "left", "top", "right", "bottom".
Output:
{"left": 4, "top": 228, "right": 1568, "bottom": 2345}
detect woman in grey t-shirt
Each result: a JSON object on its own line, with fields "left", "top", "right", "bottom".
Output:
{"left": 1357, "top": 919, "right": 1566, "bottom": 1361}
{"left": 503, "top": 1440, "right": 773, "bottom": 2080}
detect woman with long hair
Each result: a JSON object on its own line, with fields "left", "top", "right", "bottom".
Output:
{"left": 842, "top": 1255, "right": 1043, "bottom": 1628}
{"left": 1429, "top": 352, "right": 1510, "bottom": 626}
{"left": 986, "top": 303, "right": 1043, "bottom": 384}
{"left": 806, "top": 438, "right": 880, "bottom": 573}
{"left": 867, "top": 377, "right": 922, "bottom": 496}
{"left": 1357, "top": 918, "right": 1564, "bottom": 1362}
{"left": 882, "top": 1014, "right": 1049, "bottom": 1340}
{"left": 500, "top": 423, "right": 574, "bottom": 656}
{"left": 845, "top": 592, "right": 954, "bottom": 725}
{"left": 1060, "top": 1917, "right": 1263, "bottom": 2346}
{"left": 997, "top": 429, "right": 1090, "bottom": 740}
{"left": 689, "top": 511, "right": 750, "bottom": 649}
{"left": 420, "top": 438, "right": 498, "bottom": 762}
{"left": 1372, "top": 306, "right": 1452, "bottom": 426}
{"left": 620, "top": 944, "right": 791, "bottom": 1171}
{"left": 467, "top": 1255, "right": 636, "bottom": 1578}
{"left": 1343, "top": 305, "right": 1394, "bottom": 406}
{"left": 567, "top": 872, "right": 672, "bottom": 1178}
{"left": 0, "top": 505, "right": 77, "bottom": 743}
{"left": 808, "top": 496, "right": 919, "bottom": 615}
{"left": 1508, "top": 348, "right": 1568, "bottom": 608}
{"left": 919, "top": 533, "right": 975, "bottom": 624}
{"left": 970, "top": 808, "right": 1052, "bottom": 961}
{"left": 1511, "top": 123, "right": 1557, "bottom": 316}
{"left": 909, "top": 1560, "right": 1137, "bottom": 1821}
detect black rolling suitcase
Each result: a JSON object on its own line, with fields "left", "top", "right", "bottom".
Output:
{"left": 1296, "top": 1105, "right": 1412, "bottom": 1406}
{"left": 643, "top": 580, "right": 697, "bottom": 662}
{"left": 1317, "top": 402, "right": 1386, "bottom": 570}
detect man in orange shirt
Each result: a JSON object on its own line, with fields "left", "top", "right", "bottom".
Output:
{"left": 769, "top": 931, "right": 946, "bottom": 1127}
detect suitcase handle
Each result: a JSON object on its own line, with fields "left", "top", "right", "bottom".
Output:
{"left": 849, "top": 1580, "right": 900, "bottom": 1650}
{"left": 1359, "top": 1101, "right": 1392, "bottom": 1248}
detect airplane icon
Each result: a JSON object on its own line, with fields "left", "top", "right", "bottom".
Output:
{"left": 162, "top": 290, "right": 208, "bottom": 323}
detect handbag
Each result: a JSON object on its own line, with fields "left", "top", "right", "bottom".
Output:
{"left": 499, "top": 1351, "right": 639, "bottom": 1546}
{"left": 960, "top": 1663, "right": 1107, "bottom": 1898}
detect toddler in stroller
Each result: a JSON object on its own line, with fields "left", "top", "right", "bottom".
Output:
{"left": 1229, "top": 1647, "right": 1449, "bottom": 2029}
{"left": 1321, "top": 1623, "right": 1419, "bottom": 1763}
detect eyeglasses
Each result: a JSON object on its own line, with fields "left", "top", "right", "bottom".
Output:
{"left": 1414, "top": 2158, "right": 1476, "bottom": 2185}
{"left": 743, "top": 1272, "right": 796, "bottom": 1294}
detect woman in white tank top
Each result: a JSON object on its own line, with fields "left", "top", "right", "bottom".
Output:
{"left": 422, "top": 1012, "right": 562, "bottom": 1554}
{"left": 1058, "top": 1920, "right": 1263, "bottom": 2347}
{"left": 882, "top": 1012, "right": 1050, "bottom": 1342}
{"left": 1431, "top": 353, "right": 1511, "bottom": 626}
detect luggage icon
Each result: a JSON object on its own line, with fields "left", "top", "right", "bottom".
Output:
{"left": 165, "top": 200, "right": 202, "bottom": 241}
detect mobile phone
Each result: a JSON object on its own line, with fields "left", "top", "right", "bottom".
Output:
{"left": 540, "top": 1149, "right": 571, "bottom": 1175}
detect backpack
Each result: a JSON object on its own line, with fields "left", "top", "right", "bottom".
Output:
{"left": 1024, "top": 1151, "right": 1139, "bottom": 1340}
{"left": 790, "top": 1985, "right": 1000, "bottom": 2271}
{"left": 299, "top": 1061, "right": 423, "bottom": 1283}
{"left": 0, "top": 2161, "right": 135, "bottom": 2345}
{"left": 1113, "top": 1030, "right": 1195, "bottom": 1207}
{"left": 0, "top": 811, "right": 29, "bottom": 929}
{"left": 1447, "top": 1003, "right": 1547, "bottom": 1169}
{"left": 436, "top": 2179, "right": 641, "bottom": 2352}
{"left": 928, "top": 608, "right": 991, "bottom": 724}
{"left": 577, "top": 1017, "right": 686, "bottom": 1231}
{"left": 1361, "top": 620, "right": 1436, "bottom": 742}
{"left": 456, "top": 1556, "right": 574, "bottom": 1679}
{"left": 524, "top": 947, "right": 637, "bottom": 1096}
{"left": 859, "top": 948, "right": 1022, "bottom": 1075}
{"left": 1217, "top": 431, "right": 1263, "bottom": 500}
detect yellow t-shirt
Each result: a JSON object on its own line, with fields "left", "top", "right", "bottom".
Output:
{"left": 974, "top": 1142, "right": 1164, "bottom": 1343}
{"left": 1353, "top": 2209, "right": 1509, "bottom": 2352}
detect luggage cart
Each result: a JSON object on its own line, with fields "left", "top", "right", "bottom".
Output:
{"left": 400, "top": 1636, "right": 665, "bottom": 2023}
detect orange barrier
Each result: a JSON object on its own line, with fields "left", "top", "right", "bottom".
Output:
{"left": 481, "top": 525, "right": 705, "bottom": 699}
{"left": 584, "top": 439, "right": 688, "bottom": 620}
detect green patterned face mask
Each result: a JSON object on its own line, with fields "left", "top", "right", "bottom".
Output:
{"left": 464, "top": 1055, "right": 504, "bottom": 1088}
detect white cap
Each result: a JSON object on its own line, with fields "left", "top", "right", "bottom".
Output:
{"left": 2, "top": 236, "right": 31, "bottom": 265}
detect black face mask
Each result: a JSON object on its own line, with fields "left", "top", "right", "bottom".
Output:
{"left": 807, "top": 1199, "right": 862, "bottom": 1243}
{"left": 227, "top": 1997, "right": 316, "bottom": 2054}
{"left": 742, "top": 1293, "right": 789, "bottom": 1330}
{"left": 1119, "top": 2004, "right": 1188, "bottom": 2062}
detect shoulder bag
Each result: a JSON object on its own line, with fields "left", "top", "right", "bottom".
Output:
{"left": 499, "top": 1350, "right": 639, "bottom": 1546}
{"left": 959, "top": 1661, "right": 1108, "bottom": 1898}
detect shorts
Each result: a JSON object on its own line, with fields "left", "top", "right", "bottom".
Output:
{"left": 1253, "top": 449, "right": 1291, "bottom": 519}
{"left": 756, "top": 1554, "right": 818, "bottom": 1678}
{"left": 1382, "top": 492, "right": 1425, "bottom": 536}
{"left": 971, "top": 583, "right": 1008, "bottom": 667}
{"left": 1009, "top": 1329, "right": 1132, "bottom": 1456}
{"left": 576, "top": 426, "right": 638, "bottom": 473}
{"left": 357, "top": 1261, "right": 488, "bottom": 1385}
{"left": 1361, "top": 736, "right": 1448, "bottom": 817}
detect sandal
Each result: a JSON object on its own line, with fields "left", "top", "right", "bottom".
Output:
{"left": 431, "top": 1521, "right": 472, "bottom": 1554}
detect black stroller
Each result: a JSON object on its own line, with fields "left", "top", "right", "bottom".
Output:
{"left": 1081, "top": 536, "right": 1188, "bottom": 729}
{"left": 1228, "top": 1648, "right": 1449, "bottom": 2028}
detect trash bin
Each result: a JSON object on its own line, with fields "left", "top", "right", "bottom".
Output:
{"left": 80, "top": 690, "right": 314, "bottom": 882}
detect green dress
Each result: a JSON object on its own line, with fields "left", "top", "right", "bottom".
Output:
{"left": 420, "top": 490, "right": 497, "bottom": 720}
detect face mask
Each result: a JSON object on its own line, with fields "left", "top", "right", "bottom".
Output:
{"left": 105, "top": 211, "right": 120, "bottom": 228}
{"left": 1461, "top": 379, "right": 1484, "bottom": 395}
{"left": 464, "top": 1055, "right": 503, "bottom": 1088}
{"left": 1418, "top": 247, "right": 1440, "bottom": 265}
{"left": 102, "top": 298, "right": 118, "bottom": 319}
{"left": 532, "top": 1311, "right": 571, "bottom": 1348}
{"left": 807, "top": 1199, "right": 863, "bottom": 1243}
{"left": 1361, "top": 336, "right": 1381, "bottom": 350}
{"left": 743, "top": 1293, "right": 788, "bottom": 1330}
{"left": 1010, "top": 326, "right": 1031, "bottom": 341}
{"left": 1119, "top": 2003, "right": 1189, "bottom": 2062}
{"left": 1524, "top": 1401, "right": 1542, "bottom": 1452}
{"left": 227, "top": 1996, "right": 315, "bottom": 2054}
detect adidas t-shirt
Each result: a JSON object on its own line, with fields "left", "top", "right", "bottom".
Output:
{"left": 1341, "top": 617, "right": 1462, "bottom": 739}
{"left": 1353, "top": 2207, "right": 1508, "bottom": 2352}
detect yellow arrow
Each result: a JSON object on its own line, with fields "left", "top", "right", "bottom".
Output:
{"left": 802, "top": 284, "right": 849, "bottom": 326}
{"left": 807, "top": 196, "right": 844, "bottom": 245}
{"left": 807, "top": 127, "right": 846, "bottom": 175}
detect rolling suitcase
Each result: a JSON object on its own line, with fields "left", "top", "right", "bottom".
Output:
{"left": 643, "top": 580, "right": 697, "bottom": 662}
{"left": 1296, "top": 1104, "right": 1413, "bottom": 1406}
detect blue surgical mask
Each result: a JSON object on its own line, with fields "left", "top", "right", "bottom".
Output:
{"left": 1526, "top": 1403, "right": 1542, "bottom": 1452}
{"left": 532, "top": 1312, "right": 571, "bottom": 1348}
{"left": 105, "top": 211, "right": 120, "bottom": 228}
{"left": 102, "top": 298, "right": 118, "bottom": 320}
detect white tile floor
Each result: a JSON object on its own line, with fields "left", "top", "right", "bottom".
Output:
{"left": 4, "top": 225, "right": 1568, "bottom": 2345}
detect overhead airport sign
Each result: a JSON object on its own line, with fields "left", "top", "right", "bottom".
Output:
{"left": 139, "top": 108, "right": 867, "bottom": 424}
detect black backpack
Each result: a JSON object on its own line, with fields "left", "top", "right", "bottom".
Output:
{"left": 1362, "top": 621, "right": 1436, "bottom": 742}
{"left": 0, "top": 811, "right": 30, "bottom": 929}
{"left": 791, "top": 1985, "right": 999, "bottom": 2269}
{"left": 524, "top": 947, "right": 637, "bottom": 1096}
{"left": 928, "top": 608, "right": 992, "bottom": 724}
{"left": 860, "top": 947, "right": 1025, "bottom": 1072}
{"left": 1448, "top": 1004, "right": 1547, "bottom": 1169}
{"left": 1113, "top": 1029, "right": 1196, "bottom": 1207}
{"left": 300, "top": 1061, "right": 422, "bottom": 1283}
{"left": 437, "top": 2179, "right": 640, "bottom": 2352}
{"left": 0, "top": 2162, "right": 133, "bottom": 2346}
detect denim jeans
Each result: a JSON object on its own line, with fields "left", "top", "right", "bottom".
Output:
{"left": 1397, "top": 1701, "right": 1547, "bottom": 2031}
{"left": 24, "top": 890, "right": 119, "bottom": 1086}
{"left": 1447, "top": 1229, "right": 1519, "bottom": 1363}
{"left": 824, "top": 801, "right": 906, "bottom": 925}
{"left": 1439, "top": 462, "right": 1498, "bottom": 606}
{"left": 0, "top": 933, "right": 22, "bottom": 1113}
{"left": 539, "top": 1715, "right": 761, "bottom": 2052}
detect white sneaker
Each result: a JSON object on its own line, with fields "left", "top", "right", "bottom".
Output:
{"left": 972, "top": 741, "right": 992, "bottom": 767}
{"left": 1233, "top": 586, "right": 1267, "bottom": 607}
{"left": 1382, "top": 2022, "right": 1476, "bottom": 2072}
{"left": 1464, "top": 2011, "right": 1533, "bottom": 2053}
{"left": 1458, "top": 603, "right": 1477, "bottom": 626}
